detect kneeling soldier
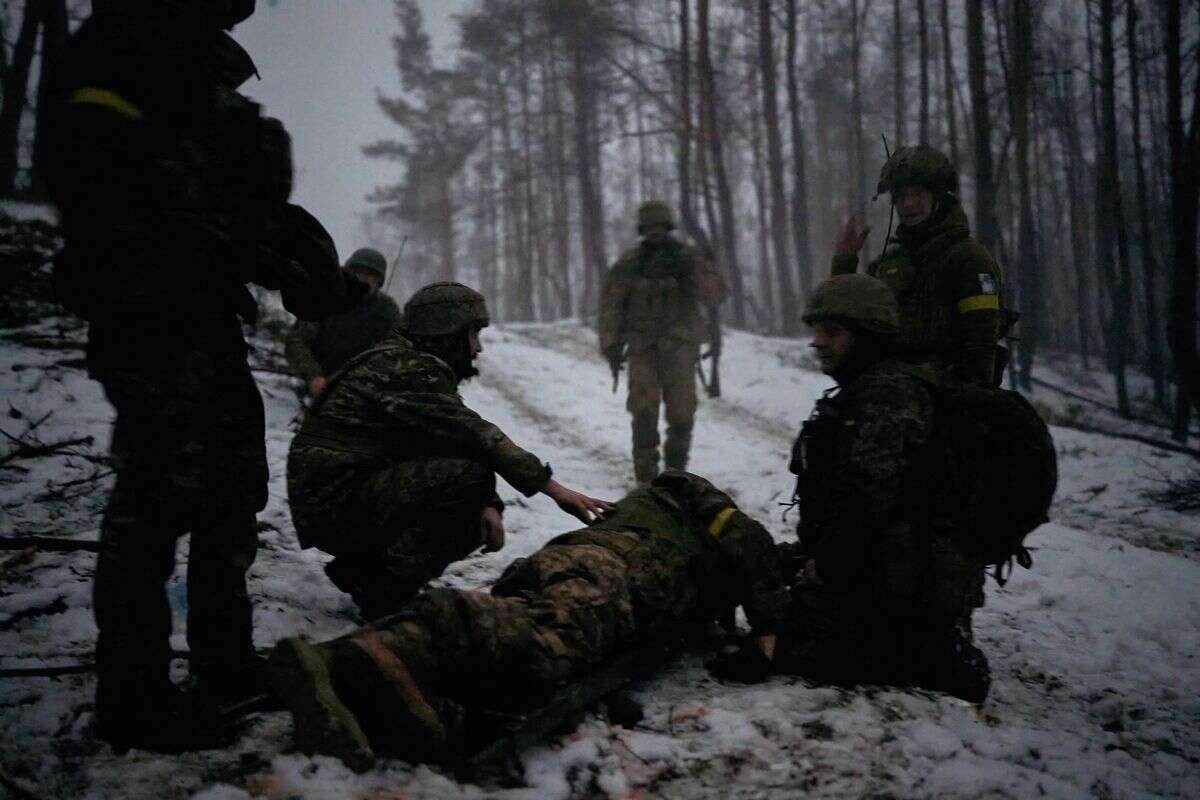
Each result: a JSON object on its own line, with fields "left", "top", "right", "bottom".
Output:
{"left": 770, "top": 274, "right": 990, "bottom": 702}
{"left": 287, "top": 282, "right": 612, "bottom": 618}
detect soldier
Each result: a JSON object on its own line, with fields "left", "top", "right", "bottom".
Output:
{"left": 287, "top": 282, "right": 613, "bottom": 619}
{"left": 40, "top": 0, "right": 367, "bottom": 751}
{"left": 285, "top": 247, "right": 401, "bottom": 397}
{"left": 269, "top": 471, "right": 787, "bottom": 771}
{"left": 599, "top": 201, "right": 726, "bottom": 485}
{"left": 769, "top": 275, "right": 990, "bottom": 702}
{"left": 832, "top": 145, "right": 1004, "bottom": 386}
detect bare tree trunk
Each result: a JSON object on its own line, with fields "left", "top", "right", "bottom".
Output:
{"left": 569, "top": 4, "right": 606, "bottom": 316}
{"left": 939, "top": 0, "right": 959, "bottom": 166}
{"left": 0, "top": 1, "right": 42, "bottom": 196}
{"left": 547, "top": 44, "right": 574, "bottom": 318}
{"left": 965, "top": 0, "right": 999, "bottom": 254}
{"left": 748, "top": 38, "right": 776, "bottom": 333}
{"left": 699, "top": 0, "right": 745, "bottom": 326}
{"left": 513, "top": 13, "right": 536, "bottom": 322}
{"left": 1007, "top": 0, "right": 1041, "bottom": 389}
{"left": 1165, "top": 0, "right": 1200, "bottom": 438}
{"left": 849, "top": 0, "right": 868, "bottom": 252}
{"left": 1052, "top": 53, "right": 1094, "bottom": 369}
{"left": 893, "top": 0, "right": 906, "bottom": 145}
{"left": 786, "top": 0, "right": 813, "bottom": 301}
{"left": 757, "top": 0, "right": 798, "bottom": 334}
{"left": 1098, "top": 0, "right": 1133, "bottom": 417}
{"left": 1126, "top": 0, "right": 1166, "bottom": 408}
{"left": 30, "top": 0, "right": 67, "bottom": 198}
{"left": 676, "top": 0, "right": 712, "bottom": 256}
{"left": 918, "top": 0, "right": 930, "bottom": 144}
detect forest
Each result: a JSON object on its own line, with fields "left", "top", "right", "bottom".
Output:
{"left": 3, "top": 0, "right": 1200, "bottom": 438}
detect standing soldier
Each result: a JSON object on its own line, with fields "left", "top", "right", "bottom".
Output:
{"left": 285, "top": 247, "right": 401, "bottom": 396}
{"left": 599, "top": 201, "right": 726, "bottom": 485}
{"left": 832, "top": 145, "right": 1004, "bottom": 386}
{"left": 288, "top": 282, "right": 613, "bottom": 619}
{"left": 41, "top": 0, "right": 365, "bottom": 751}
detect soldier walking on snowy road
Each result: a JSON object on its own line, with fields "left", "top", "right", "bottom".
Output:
{"left": 599, "top": 201, "right": 726, "bottom": 485}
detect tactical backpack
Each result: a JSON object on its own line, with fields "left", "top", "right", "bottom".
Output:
{"left": 916, "top": 377, "right": 1058, "bottom": 584}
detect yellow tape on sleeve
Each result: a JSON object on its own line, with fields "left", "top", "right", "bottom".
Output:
{"left": 68, "top": 87, "right": 144, "bottom": 120}
{"left": 708, "top": 507, "right": 737, "bottom": 539}
{"left": 957, "top": 294, "right": 1000, "bottom": 314}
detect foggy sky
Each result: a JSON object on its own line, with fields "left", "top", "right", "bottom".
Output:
{"left": 235, "top": 0, "right": 468, "bottom": 261}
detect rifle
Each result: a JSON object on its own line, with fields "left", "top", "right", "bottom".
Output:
{"left": 382, "top": 235, "right": 409, "bottom": 295}
{"left": 696, "top": 305, "right": 722, "bottom": 399}
{"left": 608, "top": 346, "right": 625, "bottom": 394}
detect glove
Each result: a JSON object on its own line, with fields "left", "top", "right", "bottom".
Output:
{"left": 705, "top": 641, "right": 773, "bottom": 684}
{"left": 604, "top": 344, "right": 625, "bottom": 366}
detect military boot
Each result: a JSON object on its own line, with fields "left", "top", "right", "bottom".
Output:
{"left": 95, "top": 669, "right": 228, "bottom": 753}
{"left": 331, "top": 630, "right": 449, "bottom": 764}
{"left": 269, "top": 637, "right": 376, "bottom": 772}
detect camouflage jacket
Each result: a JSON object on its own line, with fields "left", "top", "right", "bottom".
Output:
{"left": 832, "top": 200, "right": 1002, "bottom": 385}
{"left": 598, "top": 237, "right": 726, "bottom": 355}
{"left": 790, "top": 360, "right": 984, "bottom": 615}
{"left": 496, "top": 472, "right": 789, "bottom": 636}
{"left": 288, "top": 335, "right": 551, "bottom": 543}
{"left": 285, "top": 292, "right": 402, "bottom": 380}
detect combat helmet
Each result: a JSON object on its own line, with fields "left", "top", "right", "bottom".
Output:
{"left": 345, "top": 248, "right": 388, "bottom": 280}
{"left": 802, "top": 275, "right": 899, "bottom": 334}
{"left": 637, "top": 200, "right": 676, "bottom": 233}
{"left": 876, "top": 145, "right": 958, "bottom": 197}
{"left": 402, "top": 282, "right": 490, "bottom": 337}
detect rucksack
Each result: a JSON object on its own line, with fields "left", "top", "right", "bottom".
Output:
{"left": 917, "top": 378, "right": 1058, "bottom": 584}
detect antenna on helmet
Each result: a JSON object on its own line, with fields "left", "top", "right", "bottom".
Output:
{"left": 880, "top": 134, "right": 897, "bottom": 254}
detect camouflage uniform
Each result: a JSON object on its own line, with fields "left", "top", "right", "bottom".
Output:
{"left": 599, "top": 202, "right": 726, "bottom": 484}
{"left": 777, "top": 275, "right": 990, "bottom": 702}
{"left": 269, "top": 472, "right": 789, "bottom": 770}
{"left": 832, "top": 146, "right": 1004, "bottom": 386}
{"left": 285, "top": 248, "right": 402, "bottom": 382}
{"left": 288, "top": 329, "right": 551, "bottom": 617}
{"left": 41, "top": 0, "right": 361, "bottom": 749}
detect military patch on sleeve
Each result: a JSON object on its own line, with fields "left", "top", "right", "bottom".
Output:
{"left": 978, "top": 273, "right": 998, "bottom": 295}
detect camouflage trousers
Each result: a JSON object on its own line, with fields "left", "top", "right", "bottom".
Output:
{"left": 93, "top": 349, "right": 267, "bottom": 721}
{"left": 626, "top": 340, "right": 699, "bottom": 484}
{"left": 270, "top": 540, "right": 637, "bottom": 769}
{"left": 775, "top": 583, "right": 990, "bottom": 703}
{"left": 310, "top": 458, "right": 498, "bottom": 619}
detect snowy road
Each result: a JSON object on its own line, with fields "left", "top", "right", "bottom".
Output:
{"left": 1, "top": 320, "right": 1198, "bottom": 799}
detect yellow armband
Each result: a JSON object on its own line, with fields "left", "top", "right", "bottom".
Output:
{"left": 957, "top": 294, "right": 1000, "bottom": 315}
{"left": 69, "top": 87, "right": 144, "bottom": 120}
{"left": 708, "top": 507, "right": 737, "bottom": 539}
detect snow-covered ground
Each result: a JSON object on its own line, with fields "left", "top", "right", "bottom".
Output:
{"left": 1, "top": 317, "right": 1198, "bottom": 799}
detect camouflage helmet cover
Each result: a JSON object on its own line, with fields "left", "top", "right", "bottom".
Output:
{"left": 802, "top": 274, "right": 899, "bottom": 335}
{"left": 345, "top": 248, "right": 388, "bottom": 280}
{"left": 637, "top": 200, "right": 676, "bottom": 232}
{"left": 877, "top": 144, "right": 958, "bottom": 196}
{"left": 402, "top": 282, "right": 490, "bottom": 337}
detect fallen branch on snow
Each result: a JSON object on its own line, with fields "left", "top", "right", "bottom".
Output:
{"left": 1051, "top": 419, "right": 1200, "bottom": 459}
{"left": 0, "top": 536, "right": 106, "bottom": 553}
